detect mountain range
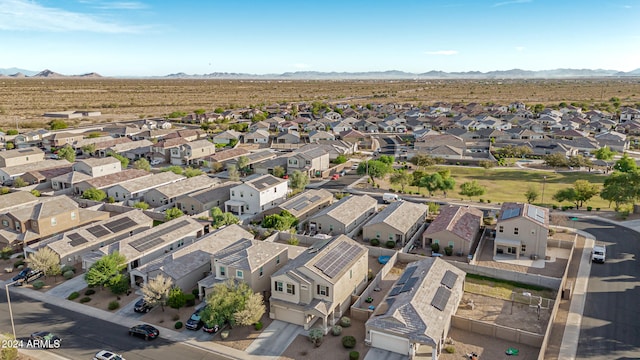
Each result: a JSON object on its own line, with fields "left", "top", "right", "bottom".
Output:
{"left": 1, "top": 67, "right": 640, "bottom": 79}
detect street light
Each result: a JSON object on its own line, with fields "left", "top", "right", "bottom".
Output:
{"left": 541, "top": 176, "right": 547, "bottom": 206}
{"left": 5, "top": 282, "right": 16, "bottom": 340}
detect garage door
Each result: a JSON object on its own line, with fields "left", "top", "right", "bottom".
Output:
{"left": 371, "top": 331, "right": 410, "bottom": 355}
{"left": 274, "top": 306, "right": 304, "bottom": 325}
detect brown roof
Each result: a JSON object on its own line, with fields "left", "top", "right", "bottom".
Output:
{"left": 82, "top": 169, "right": 152, "bottom": 189}
{"left": 424, "top": 205, "right": 483, "bottom": 242}
{"left": 206, "top": 148, "right": 249, "bottom": 162}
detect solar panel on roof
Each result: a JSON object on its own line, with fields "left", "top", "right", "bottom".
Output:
{"left": 104, "top": 218, "right": 138, "bottom": 233}
{"left": 400, "top": 277, "right": 419, "bottom": 293}
{"left": 396, "top": 266, "right": 417, "bottom": 285}
{"left": 68, "top": 233, "right": 88, "bottom": 247}
{"left": 314, "top": 242, "right": 363, "bottom": 279}
{"left": 87, "top": 225, "right": 110, "bottom": 238}
{"left": 308, "top": 195, "right": 322, "bottom": 202}
{"left": 389, "top": 286, "right": 402, "bottom": 297}
{"left": 502, "top": 207, "right": 521, "bottom": 220}
{"left": 441, "top": 270, "right": 458, "bottom": 289}
{"left": 431, "top": 286, "right": 451, "bottom": 311}
{"left": 382, "top": 298, "right": 396, "bottom": 315}
{"left": 130, "top": 237, "right": 164, "bottom": 252}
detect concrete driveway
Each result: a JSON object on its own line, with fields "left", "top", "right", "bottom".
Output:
{"left": 245, "top": 320, "right": 302, "bottom": 356}
{"left": 364, "top": 348, "right": 408, "bottom": 360}
{"left": 45, "top": 274, "right": 87, "bottom": 298}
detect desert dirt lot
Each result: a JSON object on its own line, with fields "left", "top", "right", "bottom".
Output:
{"left": 1, "top": 78, "right": 640, "bottom": 127}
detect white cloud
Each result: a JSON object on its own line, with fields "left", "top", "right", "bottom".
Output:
{"left": 293, "top": 63, "right": 312, "bottom": 69}
{"left": 94, "top": 2, "right": 149, "bottom": 10}
{"left": 515, "top": 46, "right": 526, "bottom": 51}
{"left": 492, "top": 0, "right": 532, "bottom": 7}
{"left": 0, "top": 0, "right": 144, "bottom": 33}
{"left": 424, "top": 50, "right": 459, "bottom": 56}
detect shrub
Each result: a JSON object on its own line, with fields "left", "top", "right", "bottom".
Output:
{"left": 596, "top": 207, "right": 601, "bottom": 211}
{"left": 444, "top": 246, "right": 453, "bottom": 256}
{"left": 340, "top": 316, "right": 351, "bottom": 328}
{"left": 167, "top": 287, "right": 186, "bottom": 309}
{"left": 587, "top": 206, "right": 593, "bottom": 211}
{"left": 349, "top": 351, "right": 360, "bottom": 360}
{"left": 444, "top": 345, "right": 455, "bottom": 354}
{"left": 331, "top": 325, "right": 342, "bottom": 336}
{"left": 549, "top": 228, "right": 556, "bottom": 236}
{"left": 174, "top": 321, "right": 183, "bottom": 329}
{"left": 67, "top": 291, "right": 80, "bottom": 300}
{"left": 80, "top": 297, "right": 91, "bottom": 303}
{"left": 370, "top": 238, "right": 380, "bottom": 246}
{"left": 61, "top": 265, "right": 75, "bottom": 274}
{"left": 13, "top": 260, "right": 24, "bottom": 268}
{"left": 32, "top": 280, "right": 45, "bottom": 290}
{"left": 385, "top": 240, "right": 396, "bottom": 249}
{"left": 487, "top": 199, "right": 491, "bottom": 203}
{"left": 342, "top": 335, "right": 356, "bottom": 349}
{"left": 108, "top": 301, "right": 120, "bottom": 310}
{"left": 1, "top": 246, "right": 12, "bottom": 260}
{"left": 287, "top": 236, "right": 299, "bottom": 246}
{"left": 254, "top": 321, "right": 263, "bottom": 331}
{"left": 431, "top": 243, "right": 440, "bottom": 253}
{"left": 552, "top": 204, "right": 558, "bottom": 210}
{"left": 192, "top": 288, "right": 199, "bottom": 297}
{"left": 63, "top": 270, "right": 74, "bottom": 280}
{"left": 308, "top": 328, "right": 324, "bottom": 347}
{"left": 85, "top": 289, "right": 96, "bottom": 296}
{"left": 184, "top": 293, "right": 196, "bottom": 307}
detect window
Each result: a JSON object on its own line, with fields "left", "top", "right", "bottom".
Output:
{"left": 286, "top": 283, "right": 295, "bottom": 295}
{"left": 507, "top": 247, "right": 517, "bottom": 254}
{"left": 51, "top": 217, "right": 57, "bottom": 226}
{"left": 274, "top": 188, "right": 277, "bottom": 193}
{"left": 329, "top": 225, "right": 333, "bottom": 232}
{"left": 317, "top": 285, "right": 329, "bottom": 296}
{"left": 448, "top": 241, "right": 455, "bottom": 248}
{"left": 434, "top": 239, "right": 439, "bottom": 245}
{"left": 115, "top": 192, "right": 119, "bottom": 198}
{"left": 70, "top": 212, "right": 76, "bottom": 220}
{"left": 240, "top": 191, "right": 244, "bottom": 198}
{"left": 219, "top": 266, "right": 226, "bottom": 276}
{"left": 15, "top": 222, "right": 21, "bottom": 231}
{"left": 350, "top": 269, "right": 353, "bottom": 279}
{"left": 236, "top": 270, "right": 243, "bottom": 279}
{"left": 389, "top": 234, "right": 394, "bottom": 240}
{"left": 499, "top": 226, "right": 504, "bottom": 233}
{"left": 521, "top": 244, "right": 527, "bottom": 253}
{"left": 259, "top": 267, "right": 263, "bottom": 277}
{"left": 1, "top": 220, "right": 8, "bottom": 227}
{"left": 275, "top": 281, "right": 283, "bottom": 292}
{"left": 231, "top": 191, "right": 235, "bottom": 196}
{"left": 276, "top": 255, "right": 280, "bottom": 264}
{"left": 376, "top": 232, "right": 380, "bottom": 239}
{"left": 514, "top": 227, "right": 519, "bottom": 235}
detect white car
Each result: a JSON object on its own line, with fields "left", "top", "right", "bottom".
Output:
{"left": 150, "top": 159, "right": 162, "bottom": 166}
{"left": 94, "top": 350, "right": 125, "bottom": 360}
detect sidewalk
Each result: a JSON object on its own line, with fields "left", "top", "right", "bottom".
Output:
{"left": 245, "top": 320, "right": 302, "bottom": 357}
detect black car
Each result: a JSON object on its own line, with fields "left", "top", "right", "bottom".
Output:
{"left": 30, "top": 331, "right": 62, "bottom": 348}
{"left": 12, "top": 267, "right": 32, "bottom": 282}
{"left": 128, "top": 324, "right": 159, "bottom": 340}
{"left": 133, "top": 299, "right": 154, "bottom": 313}
{"left": 202, "top": 323, "right": 220, "bottom": 334}
{"left": 185, "top": 308, "right": 204, "bottom": 330}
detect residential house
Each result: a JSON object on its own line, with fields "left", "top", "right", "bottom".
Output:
{"left": 46, "top": 132, "right": 85, "bottom": 150}
{"left": 308, "top": 130, "right": 335, "bottom": 143}
{"left": 106, "top": 139, "right": 153, "bottom": 160}
{"left": 177, "top": 181, "right": 241, "bottom": 215}
{"left": 244, "top": 129, "right": 271, "bottom": 144}
{"left": 143, "top": 175, "right": 220, "bottom": 208}
{"left": 73, "top": 157, "right": 122, "bottom": 177}
{"left": 307, "top": 195, "right": 377, "bottom": 235}
{"left": 0, "top": 159, "right": 71, "bottom": 185}
{"left": 421, "top": 205, "right": 483, "bottom": 256}
{"left": 365, "top": 257, "right": 465, "bottom": 358}
{"left": 287, "top": 147, "right": 330, "bottom": 177}
{"left": 269, "top": 235, "right": 368, "bottom": 332}
{"left": 107, "top": 171, "right": 185, "bottom": 203}
{"left": 414, "top": 134, "right": 466, "bottom": 158}
{"left": 362, "top": 201, "right": 428, "bottom": 247}
{"left": 299, "top": 140, "right": 357, "bottom": 161}
{"left": 73, "top": 169, "right": 151, "bottom": 196}
{"left": 595, "top": 131, "right": 629, "bottom": 152}
{"left": 151, "top": 137, "right": 188, "bottom": 163}
{"left": 49, "top": 169, "right": 91, "bottom": 191}
{"left": 494, "top": 202, "right": 549, "bottom": 260}
{"left": 213, "top": 130, "right": 242, "bottom": 145}
{"left": 0, "top": 147, "right": 45, "bottom": 168}
{"left": 249, "top": 121, "right": 270, "bottom": 132}
{"left": 0, "top": 191, "right": 38, "bottom": 213}
{"left": 261, "top": 189, "right": 334, "bottom": 225}
{"left": 330, "top": 120, "right": 353, "bottom": 134}
{"left": 93, "top": 137, "right": 133, "bottom": 157}
{"left": 225, "top": 174, "right": 288, "bottom": 216}
{"left": 275, "top": 130, "right": 301, "bottom": 144}
{"left": 170, "top": 139, "right": 216, "bottom": 165}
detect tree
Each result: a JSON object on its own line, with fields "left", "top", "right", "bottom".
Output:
{"left": 107, "top": 151, "right": 129, "bottom": 169}
{"left": 378, "top": 155, "right": 395, "bottom": 165}
{"left": 419, "top": 173, "right": 443, "bottom": 196}
{"left": 200, "top": 280, "right": 264, "bottom": 328}
{"left": 142, "top": 274, "right": 173, "bottom": 312}
{"left": 84, "top": 251, "right": 127, "bottom": 289}
{"left": 167, "top": 287, "right": 186, "bottom": 309}
{"left": 334, "top": 155, "right": 348, "bottom": 164}
{"left": 211, "top": 207, "right": 239, "bottom": 229}
{"left": 133, "top": 201, "right": 150, "bottom": 210}
{"left": 5, "top": 142, "right": 14, "bottom": 150}
{"left": 552, "top": 180, "right": 599, "bottom": 209}
{"left": 30, "top": 189, "right": 41, "bottom": 197}
{"left": 184, "top": 167, "right": 203, "bottom": 178}
{"left": 600, "top": 171, "right": 640, "bottom": 210}
{"left": 410, "top": 153, "right": 440, "bottom": 168}
{"left": 524, "top": 185, "right": 539, "bottom": 204}
{"left": 6, "top": 129, "right": 18, "bottom": 135}
{"left": 262, "top": 210, "right": 298, "bottom": 230}
{"left": 81, "top": 144, "right": 96, "bottom": 155}
{"left": 357, "top": 160, "right": 391, "bottom": 185}
{"left": 289, "top": 170, "right": 309, "bottom": 192}
{"left": 228, "top": 164, "right": 240, "bottom": 181}
{"left": 389, "top": 170, "right": 412, "bottom": 192}
{"left": 272, "top": 166, "right": 286, "bottom": 178}
{"left": 165, "top": 207, "right": 184, "bottom": 221}
{"left": 234, "top": 292, "right": 265, "bottom": 326}
{"left": 82, "top": 187, "right": 107, "bottom": 201}
{"left": 27, "top": 247, "right": 61, "bottom": 279}
{"left": 162, "top": 165, "right": 183, "bottom": 175}
{"left": 133, "top": 158, "right": 151, "bottom": 171}
{"left": 544, "top": 153, "right": 569, "bottom": 168}
{"left": 49, "top": 119, "right": 68, "bottom": 130}
{"left": 237, "top": 156, "right": 250, "bottom": 176}
{"left": 614, "top": 154, "right": 637, "bottom": 173}
{"left": 568, "top": 155, "right": 592, "bottom": 169}
{"left": 459, "top": 180, "right": 486, "bottom": 199}
{"left": 57, "top": 145, "right": 75, "bottom": 162}
{"left": 593, "top": 146, "right": 616, "bottom": 161}
{"left": 13, "top": 177, "right": 27, "bottom": 188}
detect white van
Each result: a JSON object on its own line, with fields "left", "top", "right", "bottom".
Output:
{"left": 382, "top": 193, "right": 400, "bottom": 203}
{"left": 592, "top": 244, "right": 606, "bottom": 263}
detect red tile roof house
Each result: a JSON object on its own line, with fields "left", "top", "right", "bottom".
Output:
{"left": 422, "top": 205, "right": 483, "bottom": 257}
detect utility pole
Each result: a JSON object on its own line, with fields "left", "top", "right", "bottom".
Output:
{"left": 541, "top": 176, "right": 547, "bottom": 206}
{"left": 5, "top": 283, "right": 16, "bottom": 340}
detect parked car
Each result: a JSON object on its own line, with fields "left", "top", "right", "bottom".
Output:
{"left": 331, "top": 174, "right": 340, "bottom": 180}
{"left": 202, "top": 323, "right": 220, "bottom": 334}
{"left": 30, "top": 331, "right": 62, "bottom": 348}
{"left": 12, "top": 267, "right": 32, "bottom": 282}
{"left": 12, "top": 268, "right": 43, "bottom": 286}
{"left": 150, "top": 159, "right": 162, "bottom": 166}
{"left": 351, "top": 164, "right": 359, "bottom": 170}
{"left": 339, "top": 169, "right": 347, "bottom": 176}
{"left": 128, "top": 324, "right": 159, "bottom": 340}
{"left": 93, "top": 350, "right": 125, "bottom": 360}
{"left": 133, "top": 299, "right": 154, "bottom": 313}
{"left": 185, "top": 308, "right": 204, "bottom": 330}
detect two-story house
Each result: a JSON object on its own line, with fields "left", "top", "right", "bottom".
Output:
{"left": 177, "top": 181, "right": 240, "bottom": 216}
{"left": 142, "top": 175, "right": 220, "bottom": 208}
{"left": 72, "top": 157, "right": 122, "bottom": 177}
{"left": 494, "top": 202, "right": 549, "bottom": 261}
{"left": 422, "top": 205, "right": 483, "bottom": 256}
{"left": 269, "top": 235, "right": 368, "bottom": 333}
{"left": 362, "top": 201, "right": 428, "bottom": 248}
{"left": 107, "top": 171, "right": 185, "bottom": 203}
{"left": 224, "top": 174, "right": 288, "bottom": 216}
{"left": 0, "top": 147, "right": 45, "bottom": 168}
{"left": 286, "top": 147, "right": 330, "bottom": 177}
{"left": 170, "top": 139, "right": 216, "bottom": 165}
{"left": 307, "top": 195, "right": 377, "bottom": 235}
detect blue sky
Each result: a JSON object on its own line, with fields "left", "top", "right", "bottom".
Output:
{"left": 1, "top": 0, "right": 639, "bottom": 76}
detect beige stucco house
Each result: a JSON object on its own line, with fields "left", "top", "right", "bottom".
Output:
{"left": 494, "top": 202, "right": 549, "bottom": 260}
{"left": 72, "top": 157, "right": 122, "bottom": 177}
{"left": 177, "top": 181, "right": 240, "bottom": 216}
{"left": 0, "top": 147, "right": 45, "bottom": 168}
{"left": 422, "top": 205, "right": 483, "bottom": 256}
{"left": 307, "top": 195, "right": 377, "bottom": 235}
{"left": 362, "top": 201, "right": 428, "bottom": 247}
{"left": 286, "top": 147, "right": 330, "bottom": 177}
{"left": 142, "top": 175, "right": 220, "bottom": 208}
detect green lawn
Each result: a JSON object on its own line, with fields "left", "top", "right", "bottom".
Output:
{"left": 385, "top": 165, "right": 611, "bottom": 210}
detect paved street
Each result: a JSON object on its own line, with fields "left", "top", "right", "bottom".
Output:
{"left": 569, "top": 218, "right": 640, "bottom": 359}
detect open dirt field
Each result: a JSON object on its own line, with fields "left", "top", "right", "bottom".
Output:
{"left": 1, "top": 78, "right": 640, "bottom": 127}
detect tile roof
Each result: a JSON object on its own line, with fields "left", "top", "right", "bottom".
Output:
{"left": 81, "top": 169, "right": 151, "bottom": 189}
{"left": 423, "top": 205, "right": 483, "bottom": 242}
{"left": 365, "top": 201, "right": 428, "bottom": 234}
{"left": 309, "top": 195, "right": 377, "bottom": 226}
{"left": 214, "top": 238, "right": 287, "bottom": 271}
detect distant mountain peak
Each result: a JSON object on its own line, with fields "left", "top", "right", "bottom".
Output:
{"left": 33, "top": 69, "right": 64, "bottom": 78}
